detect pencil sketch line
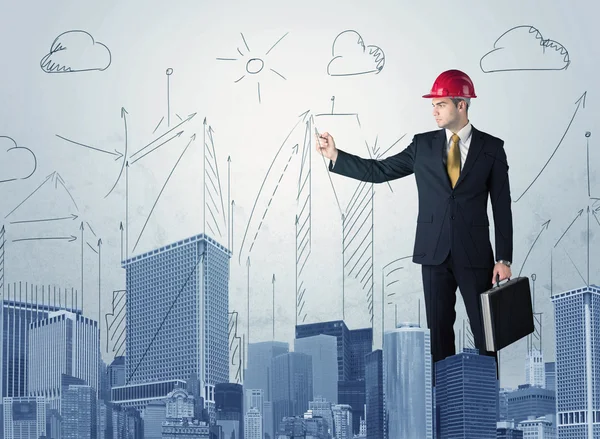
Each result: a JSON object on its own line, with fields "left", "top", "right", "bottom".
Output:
{"left": 265, "top": 32, "right": 289, "bottom": 55}
{"left": 514, "top": 91, "right": 586, "bottom": 202}
{"left": 554, "top": 210, "right": 583, "bottom": 248}
{"left": 5, "top": 172, "right": 54, "bottom": 218}
{"left": 133, "top": 134, "right": 196, "bottom": 252}
{"left": 105, "top": 107, "right": 129, "bottom": 198}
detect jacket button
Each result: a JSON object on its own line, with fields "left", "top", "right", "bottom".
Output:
{"left": 451, "top": 215, "right": 455, "bottom": 220}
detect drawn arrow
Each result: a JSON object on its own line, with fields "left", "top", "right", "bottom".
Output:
{"left": 554, "top": 209, "right": 584, "bottom": 248}
{"left": 514, "top": 91, "right": 587, "bottom": 202}
{"left": 10, "top": 214, "right": 78, "bottom": 224}
{"left": 518, "top": 220, "right": 551, "bottom": 277}
{"left": 239, "top": 110, "right": 310, "bottom": 264}
{"left": 98, "top": 238, "right": 102, "bottom": 327}
{"left": 12, "top": 235, "right": 77, "bottom": 243}
{"left": 80, "top": 221, "right": 84, "bottom": 312}
{"left": 272, "top": 273, "right": 276, "bottom": 340}
{"left": 246, "top": 256, "right": 251, "bottom": 345}
{"left": 5, "top": 172, "right": 52, "bottom": 217}
{"left": 131, "top": 112, "right": 197, "bottom": 158}
{"left": 130, "top": 130, "right": 184, "bottom": 165}
{"left": 246, "top": 143, "right": 299, "bottom": 257}
{"left": 55, "top": 134, "right": 123, "bottom": 159}
{"left": 125, "top": 162, "right": 129, "bottom": 260}
{"left": 314, "top": 126, "right": 344, "bottom": 217}
{"left": 133, "top": 133, "right": 197, "bottom": 253}
{"left": 119, "top": 222, "right": 124, "bottom": 261}
{"left": 105, "top": 107, "right": 129, "bottom": 199}
{"left": 228, "top": 156, "right": 231, "bottom": 251}
{"left": 231, "top": 200, "right": 235, "bottom": 254}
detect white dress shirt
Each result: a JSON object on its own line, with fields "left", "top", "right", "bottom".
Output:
{"left": 444, "top": 122, "right": 473, "bottom": 170}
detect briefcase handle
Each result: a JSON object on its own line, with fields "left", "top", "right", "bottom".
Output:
{"left": 495, "top": 273, "right": 511, "bottom": 288}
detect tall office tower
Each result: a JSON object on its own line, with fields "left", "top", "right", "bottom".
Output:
{"left": 295, "top": 334, "right": 338, "bottom": 404}
{"left": 383, "top": 323, "right": 433, "bottom": 439}
{"left": 365, "top": 350, "right": 383, "bottom": 439}
{"left": 2, "top": 396, "right": 47, "bottom": 438}
{"left": 215, "top": 383, "right": 244, "bottom": 439}
{"left": 309, "top": 397, "right": 334, "bottom": 437}
{"left": 332, "top": 404, "right": 353, "bottom": 439}
{"left": 544, "top": 362, "right": 556, "bottom": 391}
{"left": 435, "top": 348, "right": 497, "bottom": 439}
{"left": 525, "top": 348, "right": 545, "bottom": 387}
{"left": 296, "top": 320, "right": 372, "bottom": 434}
{"left": 245, "top": 407, "right": 262, "bottom": 439}
{"left": 123, "top": 233, "right": 230, "bottom": 420}
{"left": 28, "top": 310, "right": 100, "bottom": 412}
{"left": 551, "top": 284, "right": 600, "bottom": 437}
{"left": 1, "top": 282, "right": 80, "bottom": 398}
{"left": 61, "top": 384, "right": 97, "bottom": 439}
{"left": 271, "top": 352, "right": 313, "bottom": 434}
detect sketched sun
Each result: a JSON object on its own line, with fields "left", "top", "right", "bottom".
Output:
{"left": 217, "top": 32, "right": 289, "bottom": 103}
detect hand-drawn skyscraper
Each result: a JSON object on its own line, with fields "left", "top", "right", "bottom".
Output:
{"left": 123, "top": 233, "right": 230, "bottom": 422}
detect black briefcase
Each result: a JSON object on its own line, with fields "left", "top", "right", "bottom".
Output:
{"left": 480, "top": 276, "right": 535, "bottom": 352}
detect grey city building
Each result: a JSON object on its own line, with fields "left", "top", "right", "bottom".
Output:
{"left": 551, "top": 284, "right": 600, "bottom": 437}
{"left": 383, "top": 323, "right": 432, "bottom": 439}
{"left": 544, "top": 362, "right": 556, "bottom": 391}
{"left": 1, "top": 283, "right": 80, "bottom": 399}
{"left": 365, "top": 349, "right": 383, "bottom": 439}
{"left": 271, "top": 352, "right": 313, "bottom": 435}
{"left": 506, "top": 384, "right": 555, "bottom": 425}
{"left": 294, "top": 334, "right": 338, "bottom": 404}
{"left": 123, "top": 233, "right": 230, "bottom": 419}
{"left": 435, "top": 348, "right": 497, "bottom": 439}
{"left": 28, "top": 310, "right": 100, "bottom": 412}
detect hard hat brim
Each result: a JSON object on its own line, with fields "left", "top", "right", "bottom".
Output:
{"left": 422, "top": 93, "right": 477, "bottom": 98}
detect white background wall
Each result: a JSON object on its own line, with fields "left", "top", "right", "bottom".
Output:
{"left": 0, "top": 0, "right": 598, "bottom": 389}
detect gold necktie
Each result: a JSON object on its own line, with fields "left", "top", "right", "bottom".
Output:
{"left": 447, "top": 133, "right": 461, "bottom": 187}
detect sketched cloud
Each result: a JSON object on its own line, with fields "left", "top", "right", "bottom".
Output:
{"left": 40, "top": 30, "right": 112, "bottom": 73}
{"left": 480, "top": 25, "right": 570, "bottom": 73}
{"left": 327, "top": 30, "right": 385, "bottom": 76}
{"left": 0, "top": 136, "right": 37, "bottom": 183}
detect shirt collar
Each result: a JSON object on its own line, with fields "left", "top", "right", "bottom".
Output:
{"left": 445, "top": 122, "right": 472, "bottom": 144}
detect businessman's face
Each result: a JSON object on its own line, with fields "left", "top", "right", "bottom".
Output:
{"left": 431, "top": 98, "right": 459, "bottom": 129}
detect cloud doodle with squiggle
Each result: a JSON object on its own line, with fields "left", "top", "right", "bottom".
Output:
{"left": 40, "top": 30, "right": 112, "bottom": 73}
{"left": 327, "top": 30, "right": 385, "bottom": 76}
{"left": 480, "top": 25, "right": 570, "bottom": 73}
{"left": 0, "top": 136, "right": 37, "bottom": 183}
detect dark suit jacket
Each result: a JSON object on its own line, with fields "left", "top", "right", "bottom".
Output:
{"left": 329, "top": 126, "right": 513, "bottom": 268}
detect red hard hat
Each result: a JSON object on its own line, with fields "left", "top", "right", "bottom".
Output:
{"left": 422, "top": 69, "right": 477, "bottom": 99}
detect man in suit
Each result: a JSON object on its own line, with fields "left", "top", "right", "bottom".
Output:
{"left": 315, "top": 69, "right": 513, "bottom": 373}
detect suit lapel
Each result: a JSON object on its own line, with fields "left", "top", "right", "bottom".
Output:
{"left": 432, "top": 129, "right": 447, "bottom": 176}
{"left": 455, "top": 126, "right": 484, "bottom": 188}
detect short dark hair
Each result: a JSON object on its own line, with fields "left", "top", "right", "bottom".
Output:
{"left": 450, "top": 97, "right": 470, "bottom": 111}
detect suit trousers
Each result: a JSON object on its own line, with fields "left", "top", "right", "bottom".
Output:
{"left": 421, "top": 252, "right": 498, "bottom": 382}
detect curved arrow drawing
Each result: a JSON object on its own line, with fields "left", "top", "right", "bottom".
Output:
{"left": 105, "top": 107, "right": 129, "bottom": 198}
{"left": 238, "top": 110, "right": 309, "bottom": 263}
{"left": 518, "top": 219, "right": 550, "bottom": 277}
{"left": 554, "top": 209, "right": 583, "bottom": 248}
{"left": 514, "top": 91, "right": 586, "bottom": 202}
